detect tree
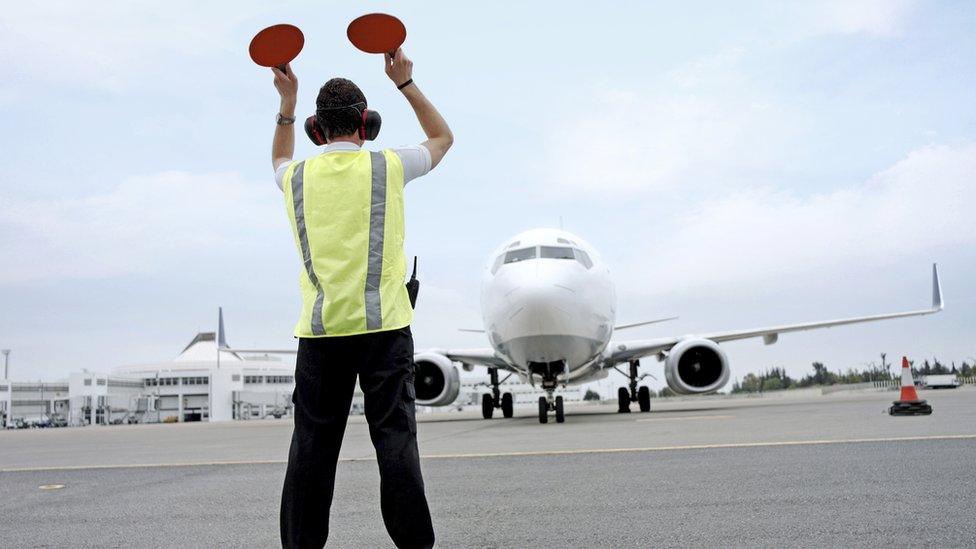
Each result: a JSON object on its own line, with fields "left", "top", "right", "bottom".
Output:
{"left": 762, "top": 377, "right": 782, "bottom": 392}
{"left": 739, "top": 373, "right": 762, "bottom": 393}
{"left": 583, "top": 389, "right": 601, "bottom": 401}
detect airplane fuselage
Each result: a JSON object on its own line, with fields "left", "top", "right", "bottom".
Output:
{"left": 481, "top": 229, "right": 616, "bottom": 384}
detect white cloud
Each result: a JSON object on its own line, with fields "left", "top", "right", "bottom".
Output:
{"left": 0, "top": 1, "right": 258, "bottom": 91}
{"left": 617, "top": 144, "right": 976, "bottom": 294}
{"left": 543, "top": 49, "right": 804, "bottom": 193}
{"left": 809, "top": 0, "right": 918, "bottom": 37}
{"left": 0, "top": 170, "right": 282, "bottom": 283}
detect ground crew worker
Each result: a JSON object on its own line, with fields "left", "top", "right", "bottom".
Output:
{"left": 270, "top": 48, "right": 453, "bottom": 549}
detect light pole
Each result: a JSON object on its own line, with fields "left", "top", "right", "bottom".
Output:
{"left": 1, "top": 350, "right": 9, "bottom": 380}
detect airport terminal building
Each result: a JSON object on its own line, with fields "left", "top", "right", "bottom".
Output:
{"left": 1, "top": 331, "right": 300, "bottom": 427}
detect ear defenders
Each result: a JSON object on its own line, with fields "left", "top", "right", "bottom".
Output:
{"left": 304, "top": 102, "right": 381, "bottom": 146}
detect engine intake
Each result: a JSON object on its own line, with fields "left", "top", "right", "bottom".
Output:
{"left": 413, "top": 352, "right": 461, "bottom": 406}
{"left": 664, "top": 338, "right": 730, "bottom": 395}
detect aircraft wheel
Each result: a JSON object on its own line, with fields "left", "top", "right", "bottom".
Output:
{"left": 617, "top": 387, "right": 631, "bottom": 413}
{"left": 638, "top": 386, "right": 651, "bottom": 412}
{"left": 481, "top": 394, "right": 494, "bottom": 419}
{"left": 501, "top": 392, "right": 514, "bottom": 418}
{"left": 538, "top": 396, "right": 548, "bottom": 424}
{"left": 555, "top": 396, "right": 565, "bottom": 423}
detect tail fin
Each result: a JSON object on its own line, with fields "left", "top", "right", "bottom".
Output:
{"left": 217, "top": 307, "right": 228, "bottom": 349}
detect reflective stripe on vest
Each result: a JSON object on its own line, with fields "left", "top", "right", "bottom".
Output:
{"left": 288, "top": 161, "right": 326, "bottom": 335}
{"left": 283, "top": 149, "right": 412, "bottom": 337}
{"left": 364, "top": 151, "right": 386, "bottom": 331}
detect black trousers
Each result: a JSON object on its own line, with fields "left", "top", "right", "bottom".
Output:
{"left": 280, "top": 326, "right": 434, "bottom": 549}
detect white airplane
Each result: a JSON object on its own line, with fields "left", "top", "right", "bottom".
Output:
{"left": 410, "top": 228, "right": 944, "bottom": 424}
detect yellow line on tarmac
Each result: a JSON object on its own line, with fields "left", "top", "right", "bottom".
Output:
{"left": 0, "top": 459, "right": 288, "bottom": 473}
{"left": 635, "top": 414, "right": 735, "bottom": 423}
{"left": 2, "top": 434, "right": 974, "bottom": 472}
{"left": 416, "top": 434, "right": 976, "bottom": 460}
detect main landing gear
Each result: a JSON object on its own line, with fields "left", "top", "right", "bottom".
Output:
{"left": 481, "top": 368, "right": 514, "bottom": 419}
{"left": 617, "top": 360, "right": 651, "bottom": 413}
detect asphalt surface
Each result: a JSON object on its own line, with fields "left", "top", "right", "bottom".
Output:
{"left": 1, "top": 388, "right": 974, "bottom": 548}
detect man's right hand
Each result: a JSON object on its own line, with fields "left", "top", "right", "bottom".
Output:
{"left": 385, "top": 48, "right": 453, "bottom": 170}
{"left": 384, "top": 49, "right": 414, "bottom": 88}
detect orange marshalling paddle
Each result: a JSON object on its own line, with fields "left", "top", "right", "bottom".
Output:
{"left": 249, "top": 24, "right": 305, "bottom": 73}
{"left": 347, "top": 13, "right": 406, "bottom": 55}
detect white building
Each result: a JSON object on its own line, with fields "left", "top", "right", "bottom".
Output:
{"left": 1, "top": 326, "right": 302, "bottom": 427}
{"left": 1, "top": 380, "right": 71, "bottom": 428}
{"left": 451, "top": 374, "right": 587, "bottom": 410}
{"left": 105, "top": 331, "right": 299, "bottom": 424}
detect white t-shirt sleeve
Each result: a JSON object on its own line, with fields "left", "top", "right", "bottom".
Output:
{"left": 394, "top": 145, "right": 432, "bottom": 185}
{"left": 274, "top": 162, "right": 291, "bottom": 192}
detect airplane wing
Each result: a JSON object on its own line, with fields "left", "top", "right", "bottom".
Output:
{"left": 608, "top": 263, "right": 943, "bottom": 365}
{"left": 442, "top": 348, "right": 514, "bottom": 370}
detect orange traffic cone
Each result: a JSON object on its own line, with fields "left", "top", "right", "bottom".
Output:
{"left": 889, "top": 357, "right": 933, "bottom": 416}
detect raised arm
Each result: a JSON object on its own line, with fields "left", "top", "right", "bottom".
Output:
{"left": 384, "top": 49, "right": 454, "bottom": 169}
{"left": 271, "top": 63, "right": 298, "bottom": 170}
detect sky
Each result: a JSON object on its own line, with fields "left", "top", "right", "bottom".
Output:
{"left": 0, "top": 1, "right": 974, "bottom": 393}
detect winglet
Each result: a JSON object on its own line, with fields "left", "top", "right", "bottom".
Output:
{"left": 932, "top": 263, "right": 943, "bottom": 311}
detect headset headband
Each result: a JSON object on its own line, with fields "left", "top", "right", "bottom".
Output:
{"left": 317, "top": 101, "right": 366, "bottom": 115}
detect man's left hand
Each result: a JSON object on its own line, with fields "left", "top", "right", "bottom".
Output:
{"left": 273, "top": 63, "right": 298, "bottom": 112}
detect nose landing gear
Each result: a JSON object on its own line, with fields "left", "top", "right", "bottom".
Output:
{"left": 616, "top": 360, "right": 652, "bottom": 413}
{"left": 537, "top": 377, "right": 565, "bottom": 424}
{"left": 481, "top": 368, "right": 514, "bottom": 419}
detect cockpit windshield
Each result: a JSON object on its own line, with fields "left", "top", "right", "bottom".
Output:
{"left": 504, "top": 247, "right": 537, "bottom": 264}
{"left": 492, "top": 245, "right": 593, "bottom": 275}
{"left": 540, "top": 246, "right": 575, "bottom": 260}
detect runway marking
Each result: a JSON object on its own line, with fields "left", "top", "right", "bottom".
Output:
{"left": 635, "top": 414, "right": 734, "bottom": 423}
{"left": 2, "top": 434, "right": 974, "bottom": 472}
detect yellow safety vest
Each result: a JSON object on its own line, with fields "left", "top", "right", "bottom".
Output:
{"left": 282, "top": 149, "right": 413, "bottom": 337}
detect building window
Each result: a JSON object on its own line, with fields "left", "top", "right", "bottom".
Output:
{"left": 232, "top": 374, "right": 241, "bottom": 382}
{"left": 96, "top": 379, "right": 106, "bottom": 386}
{"left": 84, "top": 379, "right": 92, "bottom": 386}
{"left": 180, "top": 376, "right": 209, "bottom": 386}
{"left": 265, "top": 375, "right": 295, "bottom": 384}
{"left": 244, "top": 376, "right": 264, "bottom": 384}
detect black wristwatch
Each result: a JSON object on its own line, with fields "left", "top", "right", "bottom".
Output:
{"left": 276, "top": 113, "right": 296, "bottom": 125}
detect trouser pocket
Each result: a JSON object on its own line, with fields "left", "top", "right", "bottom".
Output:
{"left": 401, "top": 372, "right": 417, "bottom": 434}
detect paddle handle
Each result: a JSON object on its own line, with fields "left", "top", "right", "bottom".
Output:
{"left": 277, "top": 64, "right": 288, "bottom": 74}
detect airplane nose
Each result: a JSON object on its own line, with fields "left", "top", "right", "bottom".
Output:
{"left": 507, "top": 282, "right": 575, "bottom": 334}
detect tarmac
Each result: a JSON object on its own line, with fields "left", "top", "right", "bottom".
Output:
{"left": 1, "top": 387, "right": 974, "bottom": 547}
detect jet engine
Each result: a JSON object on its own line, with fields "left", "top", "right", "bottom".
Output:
{"left": 664, "top": 338, "right": 730, "bottom": 395}
{"left": 413, "top": 352, "right": 461, "bottom": 406}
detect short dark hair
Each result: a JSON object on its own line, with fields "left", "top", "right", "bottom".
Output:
{"left": 316, "top": 78, "right": 367, "bottom": 139}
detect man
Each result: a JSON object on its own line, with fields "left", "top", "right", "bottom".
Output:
{"left": 270, "top": 48, "right": 453, "bottom": 549}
